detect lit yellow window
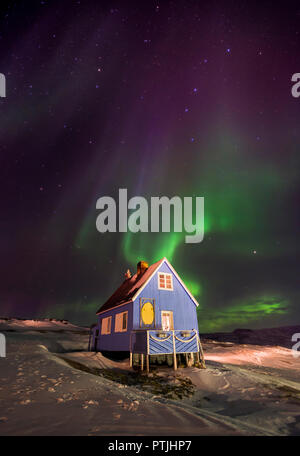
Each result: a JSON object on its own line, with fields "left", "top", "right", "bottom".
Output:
{"left": 158, "top": 273, "right": 173, "bottom": 290}
{"left": 161, "top": 311, "right": 174, "bottom": 331}
{"left": 115, "top": 311, "right": 128, "bottom": 332}
{"left": 101, "top": 316, "right": 112, "bottom": 335}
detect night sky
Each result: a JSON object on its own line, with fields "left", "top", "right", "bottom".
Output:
{"left": 1, "top": 0, "right": 299, "bottom": 331}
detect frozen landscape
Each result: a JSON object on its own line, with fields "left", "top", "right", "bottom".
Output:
{"left": 0, "top": 318, "right": 299, "bottom": 436}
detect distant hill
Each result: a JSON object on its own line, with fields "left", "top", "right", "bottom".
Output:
{"left": 201, "top": 325, "right": 300, "bottom": 348}
{"left": 0, "top": 317, "right": 89, "bottom": 333}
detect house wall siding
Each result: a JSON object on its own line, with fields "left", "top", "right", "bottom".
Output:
{"left": 133, "top": 262, "right": 198, "bottom": 332}
{"left": 95, "top": 302, "right": 132, "bottom": 351}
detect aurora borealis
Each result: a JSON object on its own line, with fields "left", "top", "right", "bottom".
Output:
{"left": 0, "top": 1, "right": 299, "bottom": 331}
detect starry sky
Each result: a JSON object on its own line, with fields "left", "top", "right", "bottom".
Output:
{"left": 0, "top": 0, "right": 299, "bottom": 331}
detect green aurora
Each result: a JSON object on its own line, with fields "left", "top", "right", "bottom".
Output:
{"left": 3, "top": 1, "right": 300, "bottom": 332}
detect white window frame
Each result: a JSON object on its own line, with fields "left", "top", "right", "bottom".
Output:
{"left": 114, "top": 311, "right": 128, "bottom": 333}
{"left": 101, "top": 316, "right": 112, "bottom": 335}
{"left": 158, "top": 272, "right": 173, "bottom": 291}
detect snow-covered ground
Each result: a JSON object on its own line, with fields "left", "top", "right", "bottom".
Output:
{"left": 0, "top": 319, "right": 299, "bottom": 435}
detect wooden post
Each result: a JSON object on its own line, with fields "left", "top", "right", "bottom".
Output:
{"left": 191, "top": 352, "right": 194, "bottom": 366}
{"left": 146, "top": 330, "right": 150, "bottom": 374}
{"left": 173, "top": 353, "right": 177, "bottom": 371}
{"left": 195, "top": 330, "right": 205, "bottom": 368}
{"left": 88, "top": 331, "right": 91, "bottom": 352}
{"left": 196, "top": 351, "right": 200, "bottom": 364}
{"left": 172, "top": 330, "right": 177, "bottom": 371}
{"left": 129, "top": 332, "right": 132, "bottom": 367}
{"left": 198, "top": 335, "right": 206, "bottom": 368}
{"left": 141, "top": 354, "right": 144, "bottom": 371}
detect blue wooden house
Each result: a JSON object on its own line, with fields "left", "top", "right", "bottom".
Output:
{"left": 89, "top": 257, "right": 205, "bottom": 371}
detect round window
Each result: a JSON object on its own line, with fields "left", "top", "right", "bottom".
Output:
{"left": 141, "top": 301, "right": 154, "bottom": 325}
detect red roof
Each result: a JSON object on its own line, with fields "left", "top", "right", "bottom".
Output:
{"left": 96, "top": 258, "right": 164, "bottom": 314}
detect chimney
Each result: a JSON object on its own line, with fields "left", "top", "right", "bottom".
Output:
{"left": 137, "top": 260, "right": 148, "bottom": 276}
{"left": 124, "top": 269, "right": 132, "bottom": 279}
